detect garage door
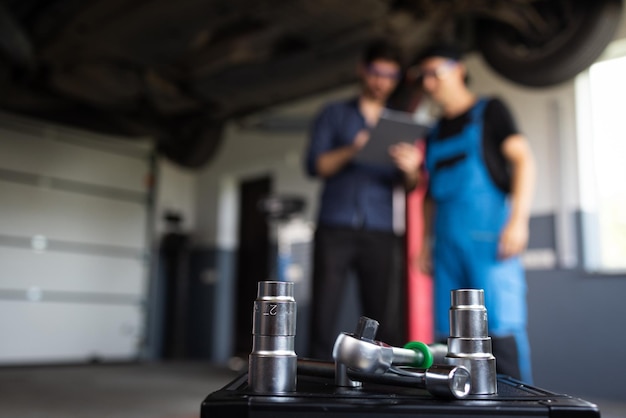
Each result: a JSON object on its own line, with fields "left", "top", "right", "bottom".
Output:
{"left": 0, "top": 112, "right": 153, "bottom": 364}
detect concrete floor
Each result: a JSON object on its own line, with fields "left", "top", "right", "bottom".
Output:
{"left": 0, "top": 362, "right": 239, "bottom": 418}
{"left": 0, "top": 361, "right": 624, "bottom": 418}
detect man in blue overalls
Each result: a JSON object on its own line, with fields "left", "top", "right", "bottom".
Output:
{"left": 412, "top": 45, "right": 536, "bottom": 383}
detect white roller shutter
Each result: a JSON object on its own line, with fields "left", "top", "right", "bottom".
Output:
{"left": 0, "top": 112, "right": 153, "bottom": 364}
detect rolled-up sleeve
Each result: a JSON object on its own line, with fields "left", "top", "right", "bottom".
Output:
{"left": 305, "top": 106, "right": 336, "bottom": 177}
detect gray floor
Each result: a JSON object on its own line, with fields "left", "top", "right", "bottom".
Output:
{"left": 0, "top": 362, "right": 240, "bottom": 418}
{"left": 0, "top": 361, "right": 624, "bottom": 418}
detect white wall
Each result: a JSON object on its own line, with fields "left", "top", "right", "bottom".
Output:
{"left": 155, "top": 158, "right": 198, "bottom": 236}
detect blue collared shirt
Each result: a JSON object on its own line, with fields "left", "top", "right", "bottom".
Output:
{"left": 305, "top": 98, "right": 401, "bottom": 232}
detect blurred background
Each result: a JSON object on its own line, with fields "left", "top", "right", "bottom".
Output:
{"left": 1, "top": 1, "right": 625, "bottom": 417}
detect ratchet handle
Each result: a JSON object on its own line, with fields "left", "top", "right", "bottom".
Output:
{"left": 296, "top": 359, "right": 471, "bottom": 399}
{"left": 401, "top": 341, "right": 434, "bottom": 368}
{"left": 349, "top": 365, "right": 471, "bottom": 399}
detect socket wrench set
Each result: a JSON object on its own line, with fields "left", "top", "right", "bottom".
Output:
{"left": 202, "top": 281, "right": 599, "bottom": 417}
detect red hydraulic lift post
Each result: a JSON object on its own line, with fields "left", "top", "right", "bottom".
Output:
{"left": 406, "top": 139, "right": 434, "bottom": 344}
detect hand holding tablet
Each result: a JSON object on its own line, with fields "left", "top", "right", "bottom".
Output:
{"left": 355, "top": 109, "right": 429, "bottom": 166}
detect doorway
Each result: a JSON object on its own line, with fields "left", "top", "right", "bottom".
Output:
{"left": 233, "top": 175, "right": 272, "bottom": 356}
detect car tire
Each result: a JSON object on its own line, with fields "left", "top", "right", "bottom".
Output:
{"left": 476, "top": 0, "right": 623, "bottom": 87}
{"left": 158, "top": 119, "right": 224, "bottom": 168}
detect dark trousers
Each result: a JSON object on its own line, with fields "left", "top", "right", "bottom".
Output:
{"left": 308, "top": 226, "right": 405, "bottom": 360}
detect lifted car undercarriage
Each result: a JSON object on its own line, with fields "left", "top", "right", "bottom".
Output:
{"left": 0, "top": 0, "right": 622, "bottom": 166}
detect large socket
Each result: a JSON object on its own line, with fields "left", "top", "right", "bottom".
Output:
{"left": 445, "top": 289, "right": 498, "bottom": 395}
{"left": 248, "top": 281, "right": 297, "bottom": 393}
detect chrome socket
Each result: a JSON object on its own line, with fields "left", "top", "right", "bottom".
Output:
{"left": 248, "top": 281, "right": 297, "bottom": 393}
{"left": 445, "top": 289, "right": 497, "bottom": 395}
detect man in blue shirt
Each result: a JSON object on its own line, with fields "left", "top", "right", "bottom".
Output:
{"left": 305, "top": 39, "right": 421, "bottom": 359}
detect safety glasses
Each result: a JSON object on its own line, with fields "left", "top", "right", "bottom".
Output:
{"left": 365, "top": 65, "right": 401, "bottom": 80}
{"left": 407, "top": 60, "right": 458, "bottom": 83}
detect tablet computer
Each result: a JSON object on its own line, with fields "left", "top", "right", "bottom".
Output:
{"left": 355, "top": 110, "right": 429, "bottom": 166}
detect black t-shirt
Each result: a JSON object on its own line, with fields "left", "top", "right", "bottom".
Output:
{"left": 432, "top": 97, "right": 518, "bottom": 193}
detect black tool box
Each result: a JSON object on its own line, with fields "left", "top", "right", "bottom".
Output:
{"left": 201, "top": 371, "right": 600, "bottom": 417}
